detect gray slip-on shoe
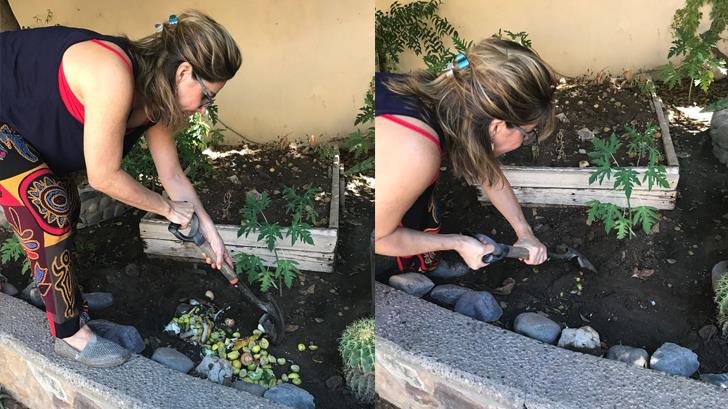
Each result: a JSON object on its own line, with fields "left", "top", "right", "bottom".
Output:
{"left": 54, "top": 334, "right": 131, "bottom": 368}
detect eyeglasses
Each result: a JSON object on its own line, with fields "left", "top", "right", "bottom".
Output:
{"left": 509, "top": 123, "right": 539, "bottom": 146}
{"left": 193, "top": 72, "right": 215, "bottom": 109}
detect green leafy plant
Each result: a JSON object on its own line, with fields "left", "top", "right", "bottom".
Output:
{"left": 375, "top": 0, "right": 466, "bottom": 73}
{"left": 659, "top": 0, "right": 728, "bottom": 105}
{"left": 492, "top": 28, "right": 533, "bottom": 49}
{"left": 345, "top": 80, "right": 375, "bottom": 175}
{"left": 1, "top": 236, "right": 29, "bottom": 274}
{"left": 122, "top": 105, "right": 224, "bottom": 189}
{"left": 234, "top": 188, "right": 320, "bottom": 293}
{"left": 716, "top": 273, "right": 728, "bottom": 336}
{"left": 339, "top": 318, "right": 375, "bottom": 404}
{"left": 585, "top": 124, "right": 669, "bottom": 239}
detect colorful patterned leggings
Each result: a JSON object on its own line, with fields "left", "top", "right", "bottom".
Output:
{"left": 0, "top": 122, "right": 86, "bottom": 338}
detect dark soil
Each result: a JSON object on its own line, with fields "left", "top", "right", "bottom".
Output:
{"left": 198, "top": 143, "right": 332, "bottom": 227}
{"left": 425, "top": 81, "right": 728, "bottom": 374}
{"left": 0, "top": 146, "right": 374, "bottom": 409}
{"left": 655, "top": 77, "right": 728, "bottom": 108}
{"left": 502, "top": 77, "right": 666, "bottom": 167}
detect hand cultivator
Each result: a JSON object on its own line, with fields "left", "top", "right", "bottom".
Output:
{"left": 169, "top": 214, "right": 286, "bottom": 343}
{"left": 470, "top": 233, "right": 599, "bottom": 274}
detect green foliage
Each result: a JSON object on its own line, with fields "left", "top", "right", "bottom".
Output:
{"left": 492, "top": 29, "right": 533, "bottom": 49}
{"left": 122, "top": 105, "right": 224, "bottom": 189}
{"left": 586, "top": 125, "right": 667, "bottom": 239}
{"left": 0, "top": 386, "right": 9, "bottom": 409}
{"left": 716, "top": 273, "right": 728, "bottom": 336}
{"left": 703, "top": 96, "right": 728, "bottom": 112}
{"left": 339, "top": 318, "right": 375, "bottom": 404}
{"left": 375, "top": 0, "right": 463, "bottom": 73}
{"left": 1, "top": 236, "right": 29, "bottom": 275}
{"left": 234, "top": 187, "right": 320, "bottom": 293}
{"left": 659, "top": 0, "right": 728, "bottom": 101}
{"left": 346, "top": 80, "right": 375, "bottom": 175}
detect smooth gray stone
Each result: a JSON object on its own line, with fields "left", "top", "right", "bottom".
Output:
{"left": 263, "top": 383, "right": 315, "bottom": 409}
{"left": 1, "top": 282, "right": 18, "bottom": 296}
{"left": 712, "top": 260, "right": 728, "bottom": 293}
{"left": 701, "top": 373, "right": 728, "bottom": 389}
{"left": 606, "top": 345, "right": 649, "bottom": 368}
{"left": 175, "top": 303, "right": 192, "bottom": 316}
{"left": 453, "top": 291, "right": 503, "bottom": 322}
{"left": 151, "top": 347, "right": 194, "bottom": 374}
{"left": 650, "top": 342, "right": 699, "bottom": 377}
{"left": 388, "top": 273, "right": 434, "bottom": 298}
{"left": 195, "top": 355, "right": 234, "bottom": 385}
{"left": 233, "top": 380, "right": 267, "bottom": 397}
{"left": 513, "top": 312, "right": 561, "bottom": 344}
{"left": 557, "top": 326, "right": 601, "bottom": 350}
{"left": 711, "top": 109, "right": 728, "bottom": 149}
{"left": 22, "top": 283, "right": 44, "bottom": 308}
{"left": 86, "top": 319, "right": 145, "bottom": 353}
{"left": 428, "top": 260, "right": 469, "bottom": 279}
{"left": 83, "top": 292, "right": 113, "bottom": 310}
{"left": 429, "top": 284, "right": 471, "bottom": 306}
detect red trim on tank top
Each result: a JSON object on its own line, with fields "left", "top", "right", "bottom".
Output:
{"left": 58, "top": 39, "right": 148, "bottom": 132}
{"left": 380, "top": 114, "right": 441, "bottom": 184}
{"left": 379, "top": 114, "right": 441, "bottom": 152}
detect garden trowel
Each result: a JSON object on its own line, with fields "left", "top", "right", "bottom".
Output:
{"left": 470, "top": 233, "right": 598, "bottom": 274}
{"left": 168, "top": 214, "right": 286, "bottom": 344}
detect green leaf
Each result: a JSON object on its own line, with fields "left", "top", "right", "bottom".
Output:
{"left": 642, "top": 164, "right": 670, "bottom": 190}
{"left": 615, "top": 216, "right": 632, "bottom": 240}
{"left": 613, "top": 168, "right": 641, "bottom": 199}
{"left": 258, "top": 223, "right": 283, "bottom": 251}
{"left": 703, "top": 96, "right": 728, "bottom": 112}
{"left": 632, "top": 206, "right": 660, "bottom": 234}
{"left": 275, "top": 259, "right": 299, "bottom": 289}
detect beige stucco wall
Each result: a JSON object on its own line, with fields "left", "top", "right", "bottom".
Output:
{"left": 10, "top": 0, "right": 374, "bottom": 144}
{"left": 375, "top": 0, "right": 728, "bottom": 78}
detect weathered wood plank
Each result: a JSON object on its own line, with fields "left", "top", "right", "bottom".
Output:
{"left": 140, "top": 216, "right": 338, "bottom": 252}
{"left": 478, "top": 186, "right": 676, "bottom": 209}
{"left": 495, "top": 165, "right": 679, "bottom": 190}
{"left": 651, "top": 93, "right": 679, "bottom": 167}
{"left": 142, "top": 238, "right": 334, "bottom": 272}
{"left": 328, "top": 153, "right": 340, "bottom": 229}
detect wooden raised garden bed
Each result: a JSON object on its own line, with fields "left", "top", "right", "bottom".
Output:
{"left": 139, "top": 154, "right": 341, "bottom": 273}
{"left": 478, "top": 87, "right": 679, "bottom": 210}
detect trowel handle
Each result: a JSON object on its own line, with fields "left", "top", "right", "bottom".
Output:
{"left": 507, "top": 246, "right": 531, "bottom": 259}
{"left": 198, "top": 240, "right": 239, "bottom": 285}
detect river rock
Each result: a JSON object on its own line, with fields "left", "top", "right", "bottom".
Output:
{"left": 83, "top": 292, "right": 113, "bottom": 310}
{"left": 263, "top": 383, "right": 315, "bottom": 409}
{"left": 233, "top": 380, "right": 267, "bottom": 397}
{"left": 195, "top": 355, "right": 234, "bottom": 385}
{"left": 701, "top": 373, "right": 728, "bottom": 388}
{"left": 606, "top": 345, "right": 649, "bottom": 368}
{"left": 152, "top": 347, "right": 194, "bottom": 374}
{"left": 453, "top": 291, "right": 502, "bottom": 322}
{"left": 557, "top": 326, "right": 600, "bottom": 350}
{"left": 649, "top": 342, "right": 699, "bottom": 377}
{"left": 429, "top": 284, "right": 471, "bottom": 306}
{"left": 388, "top": 273, "right": 434, "bottom": 298}
{"left": 86, "top": 319, "right": 145, "bottom": 353}
{"left": 513, "top": 312, "right": 561, "bottom": 344}
{"left": 427, "top": 260, "right": 470, "bottom": 279}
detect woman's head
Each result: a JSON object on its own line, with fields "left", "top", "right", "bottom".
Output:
{"left": 125, "top": 10, "right": 242, "bottom": 130}
{"left": 387, "top": 38, "right": 557, "bottom": 186}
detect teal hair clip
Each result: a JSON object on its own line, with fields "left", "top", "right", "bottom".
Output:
{"left": 168, "top": 15, "right": 178, "bottom": 25}
{"left": 155, "top": 15, "right": 178, "bottom": 32}
{"left": 454, "top": 53, "right": 469, "bottom": 70}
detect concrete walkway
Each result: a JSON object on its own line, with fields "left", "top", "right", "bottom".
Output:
{"left": 375, "top": 282, "right": 728, "bottom": 409}
{"left": 0, "top": 292, "right": 286, "bottom": 409}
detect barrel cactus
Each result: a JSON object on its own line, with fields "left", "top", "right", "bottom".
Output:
{"left": 338, "top": 318, "right": 374, "bottom": 403}
{"left": 716, "top": 272, "right": 728, "bottom": 336}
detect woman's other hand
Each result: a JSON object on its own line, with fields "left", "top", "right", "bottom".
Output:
{"left": 165, "top": 200, "right": 194, "bottom": 228}
{"left": 455, "top": 235, "right": 496, "bottom": 270}
{"left": 513, "top": 234, "right": 547, "bottom": 265}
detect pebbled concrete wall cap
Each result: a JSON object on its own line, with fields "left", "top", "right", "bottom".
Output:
{"left": 375, "top": 282, "right": 728, "bottom": 409}
{"left": 0, "top": 292, "right": 287, "bottom": 409}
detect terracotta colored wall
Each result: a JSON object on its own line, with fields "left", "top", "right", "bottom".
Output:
{"left": 10, "top": 0, "right": 374, "bottom": 143}
{"left": 375, "top": 0, "right": 727, "bottom": 78}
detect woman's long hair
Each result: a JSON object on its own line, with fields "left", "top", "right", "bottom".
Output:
{"left": 124, "top": 10, "right": 242, "bottom": 130}
{"left": 386, "top": 38, "right": 557, "bottom": 187}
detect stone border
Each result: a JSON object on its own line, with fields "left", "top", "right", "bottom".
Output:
{"left": 375, "top": 282, "right": 728, "bottom": 409}
{"left": 0, "top": 293, "right": 286, "bottom": 409}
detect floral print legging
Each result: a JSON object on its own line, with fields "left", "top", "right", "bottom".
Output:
{"left": 0, "top": 122, "right": 87, "bottom": 338}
